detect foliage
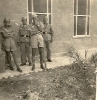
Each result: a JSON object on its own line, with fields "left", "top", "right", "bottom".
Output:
{"left": 0, "top": 46, "right": 95, "bottom": 100}
{"left": 0, "top": 64, "right": 95, "bottom": 100}
{"left": 89, "top": 52, "right": 97, "bottom": 67}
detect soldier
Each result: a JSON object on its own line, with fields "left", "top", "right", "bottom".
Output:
{"left": 18, "top": 17, "right": 31, "bottom": 66}
{"left": 43, "top": 16, "right": 54, "bottom": 62}
{"left": 1, "top": 18, "right": 22, "bottom": 72}
{"left": 28, "top": 14, "right": 45, "bottom": 71}
{"left": 0, "top": 27, "right": 11, "bottom": 69}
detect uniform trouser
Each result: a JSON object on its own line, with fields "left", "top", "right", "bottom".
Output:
{"left": 20, "top": 42, "right": 31, "bottom": 64}
{"left": 32, "top": 47, "right": 44, "bottom": 66}
{"left": 6, "top": 51, "right": 20, "bottom": 68}
{"left": 44, "top": 40, "right": 51, "bottom": 60}
{"left": 5, "top": 51, "right": 11, "bottom": 67}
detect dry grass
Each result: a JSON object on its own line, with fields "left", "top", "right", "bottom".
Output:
{"left": 0, "top": 46, "right": 95, "bottom": 100}
{"left": 0, "top": 63, "right": 95, "bottom": 100}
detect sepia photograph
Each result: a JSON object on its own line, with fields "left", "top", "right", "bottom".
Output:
{"left": 0, "top": 0, "right": 96, "bottom": 100}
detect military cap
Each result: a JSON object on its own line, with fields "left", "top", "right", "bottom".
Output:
{"left": 3, "top": 18, "right": 10, "bottom": 23}
{"left": 21, "top": 17, "right": 27, "bottom": 22}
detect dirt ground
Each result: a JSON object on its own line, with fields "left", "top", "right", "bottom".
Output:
{"left": 0, "top": 48, "right": 96, "bottom": 100}
{"left": 0, "top": 63, "right": 95, "bottom": 100}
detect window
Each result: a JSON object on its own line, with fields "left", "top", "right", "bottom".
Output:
{"left": 28, "top": 0, "right": 51, "bottom": 24}
{"left": 74, "top": 0, "right": 90, "bottom": 36}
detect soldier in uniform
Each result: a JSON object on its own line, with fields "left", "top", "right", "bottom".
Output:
{"left": 18, "top": 17, "right": 31, "bottom": 66}
{"left": 28, "top": 14, "right": 45, "bottom": 71}
{"left": 43, "top": 16, "right": 54, "bottom": 62}
{"left": 0, "top": 26, "right": 11, "bottom": 69}
{"left": 1, "top": 18, "right": 22, "bottom": 72}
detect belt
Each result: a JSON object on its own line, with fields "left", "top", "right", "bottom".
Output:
{"left": 31, "top": 31, "right": 43, "bottom": 36}
{"left": 43, "top": 32, "right": 50, "bottom": 34}
{"left": 21, "top": 35, "right": 30, "bottom": 37}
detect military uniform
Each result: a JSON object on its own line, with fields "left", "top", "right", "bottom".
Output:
{"left": 28, "top": 22, "right": 44, "bottom": 48}
{"left": 1, "top": 26, "right": 17, "bottom": 51}
{"left": 28, "top": 14, "right": 45, "bottom": 70}
{"left": 0, "top": 26, "right": 11, "bottom": 68}
{"left": 43, "top": 17, "right": 54, "bottom": 62}
{"left": 19, "top": 24, "right": 31, "bottom": 65}
{"left": 0, "top": 18, "right": 22, "bottom": 72}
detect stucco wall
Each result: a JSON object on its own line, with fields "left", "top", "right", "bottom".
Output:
{"left": 0, "top": 0, "right": 27, "bottom": 54}
{"left": 51, "top": 0, "right": 97, "bottom": 53}
{"left": 52, "top": 0, "right": 74, "bottom": 53}
{"left": 72, "top": 0, "right": 97, "bottom": 50}
{"left": 0, "top": 0, "right": 27, "bottom": 35}
{"left": 0, "top": 0, "right": 97, "bottom": 54}
{"left": 90, "top": 0, "right": 97, "bottom": 47}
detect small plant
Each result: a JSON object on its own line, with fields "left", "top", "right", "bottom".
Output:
{"left": 67, "top": 46, "right": 84, "bottom": 66}
{"left": 89, "top": 52, "right": 97, "bottom": 67}
{"left": 67, "top": 46, "right": 95, "bottom": 99}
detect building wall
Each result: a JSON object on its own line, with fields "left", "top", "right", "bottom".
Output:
{"left": 0, "top": 0, "right": 97, "bottom": 54}
{"left": 72, "top": 0, "right": 97, "bottom": 50}
{"left": 0, "top": 0, "right": 27, "bottom": 26}
{"left": 90, "top": 0, "right": 97, "bottom": 47}
{"left": 52, "top": 0, "right": 74, "bottom": 53}
{"left": 0, "top": 0, "right": 27, "bottom": 40}
{"left": 0, "top": 0, "right": 27, "bottom": 54}
{"left": 52, "top": 0, "right": 97, "bottom": 53}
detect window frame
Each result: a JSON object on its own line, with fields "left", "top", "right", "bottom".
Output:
{"left": 27, "top": 0, "right": 52, "bottom": 24}
{"left": 74, "top": 0, "right": 91, "bottom": 37}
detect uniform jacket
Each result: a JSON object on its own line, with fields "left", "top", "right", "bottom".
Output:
{"left": 43, "top": 24, "right": 54, "bottom": 41}
{"left": 28, "top": 21, "right": 44, "bottom": 35}
{"left": 0, "top": 25, "right": 17, "bottom": 51}
{"left": 19, "top": 24, "right": 30, "bottom": 42}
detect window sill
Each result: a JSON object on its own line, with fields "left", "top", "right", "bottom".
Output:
{"left": 93, "top": 35, "right": 97, "bottom": 37}
{"left": 72, "top": 35, "right": 90, "bottom": 39}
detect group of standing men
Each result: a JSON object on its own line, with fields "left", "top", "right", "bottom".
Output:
{"left": 0, "top": 14, "right": 54, "bottom": 73}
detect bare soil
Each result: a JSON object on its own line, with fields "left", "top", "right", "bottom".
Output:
{"left": 0, "top": 63, "right": 95, "bottom": 100}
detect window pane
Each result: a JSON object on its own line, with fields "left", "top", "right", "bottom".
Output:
{"left": 74, "top": 16, "right": 76, "bottom": 36}
{"left": 78, "top": 0, "right": 87, "bottom": 15}
{"left": 28, "top": 0, "right": 32, "bottom": 12}
{"left": 77, "top": 16, "right": 86, "bottom": 35}
{"left": 88, "top": 0, "right": 90, "bottom": 15}
{"left": 87, "top": 17, "right": 89, "bottom": 35}
{"left": 28, "top": 13, "right": 33, "bottom": 24}
{"left": 74, "top": 0, "right": 77, "bottom": 15}
{"left": 48, "top": 0, "right": 51, "bottom": 13}
{"left": 37, "top": 14, "right": 47, "bottom": 23}
{"left": 49, "top": 14, "right": 51, "bottom": 24}
{"left": 33, "top": 0, "right": 47, "bottom": 13}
